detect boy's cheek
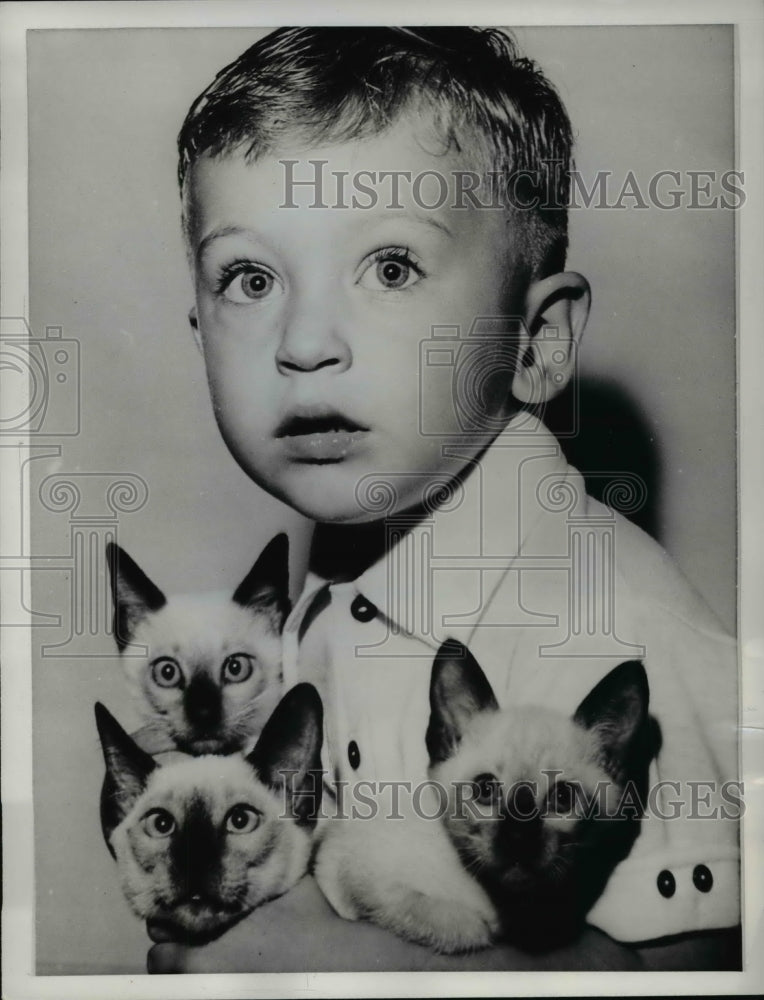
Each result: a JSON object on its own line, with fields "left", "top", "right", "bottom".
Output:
{"left": 195, "top": 311, "right": 272, "bottom": 384}
{"left": 195, "top": 298, "right": 239, "bottom": 343}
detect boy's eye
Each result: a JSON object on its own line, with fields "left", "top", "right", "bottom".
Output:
{"left": 221, "top": 653, "right": 255, "bottom": 684}
{"left": 218, "top": 263, "right": 280, "bottom": 303}
{"left": 375, "top": 259, "right": 411, "bottom": 289}
{"left": 225, "top": 804, "right": 260, "bottom": 834}
{"left": 358, "top": 249, "right": 423, "bottom": 292}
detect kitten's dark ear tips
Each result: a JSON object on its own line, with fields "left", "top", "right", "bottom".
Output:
{"left": 105, "top": 542, "right": 166, "bottom": 651}
{"left": 232, "top": 533, "right": 291, "bottom": 631}
{"left": 427, "top": 639, "right": 499, "bottom": 764}
{"left": 95, "top": 702, "right": 157, "bottom": 854}
{"left": 573, "top": 660, "right": 650, "bottom": 776}
{"left": 247, "top": 683, "right": 323, "bottom": 824}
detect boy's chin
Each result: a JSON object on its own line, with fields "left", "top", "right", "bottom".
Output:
{"left": 287, "top": 493, "right": 387, "bottom": 525}
{"left": 262, "top": 457, "right": 468, "bottom": 525}
{"left": 274, "top": 479, "right": 400, "bottom": 525}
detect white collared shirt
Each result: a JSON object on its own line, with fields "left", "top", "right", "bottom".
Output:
{"left": 282, "top": 414, "right": 739, "bottom": 942}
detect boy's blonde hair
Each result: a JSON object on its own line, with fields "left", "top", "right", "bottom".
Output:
{"left": 178, "top": 27, "right": 573, "bottom": 278}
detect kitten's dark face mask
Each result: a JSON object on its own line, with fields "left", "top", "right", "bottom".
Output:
{"left": 106, "top": 532, "right": 290, "bottom": 755}
{"left": 427, "top": 640, "right": 656, "bottom": 950}
{"left": 95, "top": 683, "right": 324, "bottom": 944}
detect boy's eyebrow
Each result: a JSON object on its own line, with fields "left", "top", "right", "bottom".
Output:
{"left": 408, "top": 213, "right": 453, "bottom": 239}
{"left": 196, "top": 214, "right": 453, "bottom": 263}
{"left": 195, "top": 225, "right": 254, "bottom": 263}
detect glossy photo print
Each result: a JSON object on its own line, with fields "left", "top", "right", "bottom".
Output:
{"left": 1, "top": 4, "right": 762, "bottom": 999}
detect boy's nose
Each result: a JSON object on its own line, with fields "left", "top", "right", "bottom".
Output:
{"left": 275, "top": 303, "right": 352, "bottom": 375}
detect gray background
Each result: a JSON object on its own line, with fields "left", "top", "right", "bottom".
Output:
{"left": 28, "top": 26, "right": 735, "bottom": 973}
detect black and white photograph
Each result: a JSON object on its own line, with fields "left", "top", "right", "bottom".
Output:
{"left": 1, "top": 1, "right": 762, "bottom": 996}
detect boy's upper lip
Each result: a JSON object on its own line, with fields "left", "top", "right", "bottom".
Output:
{"left": 275, "top": 405, "right": 369, "bottom": 438}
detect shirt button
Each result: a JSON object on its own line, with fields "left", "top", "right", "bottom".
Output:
{"left": 692, "top": 864, "right": 713, "bottom": 893}
{"left": 348, "top": 741, "right": 361, "bottom": 770}
{"left": 350, "top": 595, "right": 377, "bottom": 623}
{"left": 657, "top": 870, "right": 676, "bottom": 898}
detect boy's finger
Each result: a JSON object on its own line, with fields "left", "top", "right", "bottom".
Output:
{"left": 147, "top": 942, "right": 187, "bottom": 974}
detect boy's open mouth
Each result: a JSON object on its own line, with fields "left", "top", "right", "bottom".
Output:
{"left": 276, "top": 409, "right": 369, "bottom": 463}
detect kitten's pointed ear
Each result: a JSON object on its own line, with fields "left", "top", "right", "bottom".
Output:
{"left": 427, "top": 639, "right": 499, "bottom": 764}
{"left": 232, "top": 533, "right": 290, "bottom": 632}
{"left": 573, "top": 660, "right": 650, "bottom": 776}
{"left": 105, "top": 542, "right": 166, "bottom": 651}
{"left": 95, "top": 702, "right": 157, "bottom": 855}
{"left": 247, "top": 683, "right": 323, "bottom": 824}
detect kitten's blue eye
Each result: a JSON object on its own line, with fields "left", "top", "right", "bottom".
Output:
{"left": 550, "top": 780, "right": 578, "bottom": 814}
{"left": 151, "top": 657, "right": 183, "bottom": 688}
{"left": 472, "top": 772, "right": 501, "bottom": 806}
{"left": 142, "top": 808, "right": 176, "bottom": 838}
{"left": 221, "top": 653, "right": 255, "bottom": 685}
{"left": 225, "top": 804, "right": 260, "bottom": 834}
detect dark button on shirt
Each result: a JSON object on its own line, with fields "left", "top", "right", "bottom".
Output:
{"left": 350, "top": 594, "right": 377, "bottom": 623}
{"left": 692, "top": 864, "right": 713, "bottom": 892}
{"left": 657, "top": 870, "right": 676, "bottom": 898}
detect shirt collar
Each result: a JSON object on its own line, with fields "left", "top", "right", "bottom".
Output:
{"left": 286, "top": 413, "right": 570, "bottom": 642}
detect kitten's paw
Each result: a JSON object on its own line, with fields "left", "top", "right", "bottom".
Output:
{"left": 312, "top": 837, "right": 363, "bottom": 923}
{"left": 376, "top": 890, "right": 499, "bottom": 954}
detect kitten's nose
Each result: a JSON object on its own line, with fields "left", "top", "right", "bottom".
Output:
{"left": 172, "top": 804, "right": 222, "bottom": 902}
{"left": 184, "top": 674, "right": 222, "bottom": 732}
{"left": 498, "top": 783, "right": 541, "bottom": 860}
{"left": 506, "top": 782, "right": 538, "bottom": 821}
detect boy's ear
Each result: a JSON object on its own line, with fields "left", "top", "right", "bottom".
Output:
{"left": 512, "top": 271, "right": 591, "bottom": 405}
{"left": 427, "top": 639, "right": 499, "bottom": 764}
{"left": 188, "top": 306, "right": 202, "bottom": 353}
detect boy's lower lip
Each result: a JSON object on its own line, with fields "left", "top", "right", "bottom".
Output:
{"left": 280, "top": 428, "right": 369, "bottom": 462}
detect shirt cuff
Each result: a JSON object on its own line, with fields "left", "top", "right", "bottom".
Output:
{"left": 587, "top": 852, "right": 739, "bottom": 942}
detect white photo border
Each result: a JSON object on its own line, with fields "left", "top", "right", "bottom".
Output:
{"left": 1, "top": 1, "right": 762, "bottom": 997}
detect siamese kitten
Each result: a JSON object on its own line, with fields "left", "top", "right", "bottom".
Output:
{"left": 95, "top": 683, "right": 323, "bottom": 944}
{"left": 427, "top": 640, "right": 654, "bottom": 951}
{"left": 315, "top": 643, "right": 652, "bottom": 954}
{"left": 106, "top": 533, "right": 289, "bottom": 755}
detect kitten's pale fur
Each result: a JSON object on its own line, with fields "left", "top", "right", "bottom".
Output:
{"left": 314, "top": 641, "right": 652, "bottom": 954}
{"left": 313, "top": 795, "right": 500, "bottom": 953}
{"left": 96, "top": 683, "right": 323, "bottom": 944}
{"left": 428, "top": 641, "right": 653, "bottom": 950}
{"left": 106, "top": 533, "right": 289, "bottom": 754}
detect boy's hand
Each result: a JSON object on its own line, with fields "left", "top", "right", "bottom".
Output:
{"left": 147, "top": 875, "right": 645, "bottom": 973}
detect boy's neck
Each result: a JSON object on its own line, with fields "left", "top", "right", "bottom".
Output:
{"left": 308, "top": 439, "right": 499, "bottom": 583}
{"left": 309, "top": 516, "right": 416, "bottom": 583}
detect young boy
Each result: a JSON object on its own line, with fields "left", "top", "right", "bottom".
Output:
{"left": 150, "top": 27, "right": 739, "bottom": 972}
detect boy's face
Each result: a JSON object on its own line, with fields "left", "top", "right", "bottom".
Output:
{"left": 187, "top": 118, "right": 527, "bottom": 523}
